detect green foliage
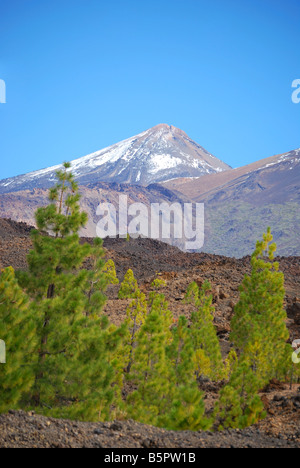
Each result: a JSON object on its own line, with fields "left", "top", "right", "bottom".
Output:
{"left": 231, "top": 228, "right": 289, "bottom": 387}
{"left": 118, "top": 269, "right": 139, "bottom": 299}
{"left": 16, "top": 164, "right": 124, "bottom": 420}
{"left": 126, "top": 288, "right": 173, "bottom": 427}
{"left": 0, "top": 173, "right": 294, "bottom": 435}
{"left": 278, "top": 343, "right": 300, "bottom": 386}
{"left": 126, "top": 301, "right": 172, "bottom": 426}
{"left": 151, "top": 278, "right": 167, "bottom": 291}
{"left": 216, "top": 229, "right": 291, "bottom": 430}
{"left": 102, "top": 259, "right": 119, "bottom": 288}
{"left": 127, "top": 293, "right": 210, "bottom": 431}
{"left": 186, "top": 281, "right": 225, "bottom": 381}
{"left": 105, "top": 322, "right": 129, "bottom": 416}
{"left": 224, "top": 349, "right": 238, "bottom": 380}
{"left": 216, "top": 364, "right": 266, "bottom": 430}
{"left": 0, "top": 267, "right": 37, "bottom": 413}
{"left": 119, "top": 270, "right": 147, "bottom": 373}
{"left": 166, "top": 316, "right": 211, "bottom": 431}
{"left": 204, "top": 201, "right": 300, "bottom": 258}
{"left": 82, "top": 238, "right": 107, "bottom": 317}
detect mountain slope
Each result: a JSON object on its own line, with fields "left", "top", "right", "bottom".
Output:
{"left": 1, "top": 125, "right": 299, "bottom": 257}
{"left": 196, "top": 148, "right": 300, "bottom": 205}
{"left": 0, "top": 181, "right": 191, "bottom": 249}
{"left": 0, "top": 124, "right": 231, "bottom": 193}
{"left": 163, "top": 148, "right": 300, "bottom": 202}
{"left": 177, "top": 149, "right": 300, "bottom": 257}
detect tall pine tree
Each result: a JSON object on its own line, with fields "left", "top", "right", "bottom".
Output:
{"left": 0, "top": 267, "right": 37, "bottom": 413}
{"left": 119, "top": 269, "right": 147, "bottom": 373}
{"left": 126, "top": 288, "right": 173, "bottom": 427}
{"left": 230, "top": 228, "right": 289, "bottom": 386}
{"left": 186, "top": 281, "right": 225, "bottom": 381}
{"left": 166, "top": 316, "right": 211, "bottom": 431}
{"left": 18, "top": 163, "right": 124, "bottom": 420}
{"left": 216, "top": 229, "right": 290, "bottom": 430}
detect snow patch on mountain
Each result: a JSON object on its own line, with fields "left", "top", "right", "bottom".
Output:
{"left": 256, "top": 149, "right": 300, "bottom": 172}
{"left": 149, "top": 154, "right": 182, "bottom": 173}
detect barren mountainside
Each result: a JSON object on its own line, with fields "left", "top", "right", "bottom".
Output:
{"left": 0, "top": 182, "right": 191, "bottom": 248}
{"left": 164, "top": 149, "right": 300, "bottom": 257}
{"left": 0, "top": 126, "right": 299, "bottom": 257}
{"left": 163, "top": 149, "right": 300, "bottom": 203}
{"left": 0, "top": 219, "right": 299, "bottom": 448}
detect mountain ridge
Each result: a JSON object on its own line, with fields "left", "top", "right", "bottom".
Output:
{"left": 0, "top": 125, "right": 299, "bottom": 257}
{"left": 0, "top": 124, "right": 231, "bottom": 193}
{"left": 163, "top": 148, "right": 300, "bottom": 201}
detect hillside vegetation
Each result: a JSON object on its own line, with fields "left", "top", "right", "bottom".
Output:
{"left": 0, "top": 164, "right": 299, "bottom": 433}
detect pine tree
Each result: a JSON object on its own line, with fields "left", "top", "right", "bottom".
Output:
{"left": 186, "top": 281, "right": 225, "bottom": 381}
{"left": 118, "top": 269, "right": 139, "bottom": 300}
{"left": 0, "top": 267, "right": 37, "bottom": 413}
{"left": 216, "top": 363, "right": 266, "bottom": 430}
{"left": 216, "top": 229, "right": 290, "bottom": 430}
{"left": 119, "top": 269, "right": 147, "bottom": 373}
{"left": 166, "top": 316, "right": 211, "bottom": 431}
{"left": 224, "top": 349, "right": 239, "bottom": 380}
{"left": 148, "top": 279, "right": 173, "bottom": 339}
{"left": 18, "top": 163, "right": 123, "bottom": 420}
{"left": 102, "top": 259, "right": 119, "bottom": 289}
{"left": 126, "top": 306, "right": 170, "bottom": 425}
{"left": 126, "top": 283, "right": 211, "bottom": 431}
{"left": 230, "top": 228, "right": 290, "bottom": 386}
{"left": 126, "top": 290, "right": 173, "bottom": 427}
{"left": 80, "top": 238, "right": 107, "bottom": 318}
{"left": 104, "top": 321, "right": 129, "bottom": 418}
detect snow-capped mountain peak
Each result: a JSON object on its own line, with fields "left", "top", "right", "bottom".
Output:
{"left": 0, "top": 124, "right": 231, "bottom": 193}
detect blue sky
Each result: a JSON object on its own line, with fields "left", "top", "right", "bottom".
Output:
{"left": 0, "top": 0, "right": 299, "bottom": 179}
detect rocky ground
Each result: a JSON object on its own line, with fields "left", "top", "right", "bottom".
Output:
{"left": 0, "top": 218, "right": 299, "bottom": 448}
{"left": 0, "top": 406, "right": 299, "bottom": 448}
